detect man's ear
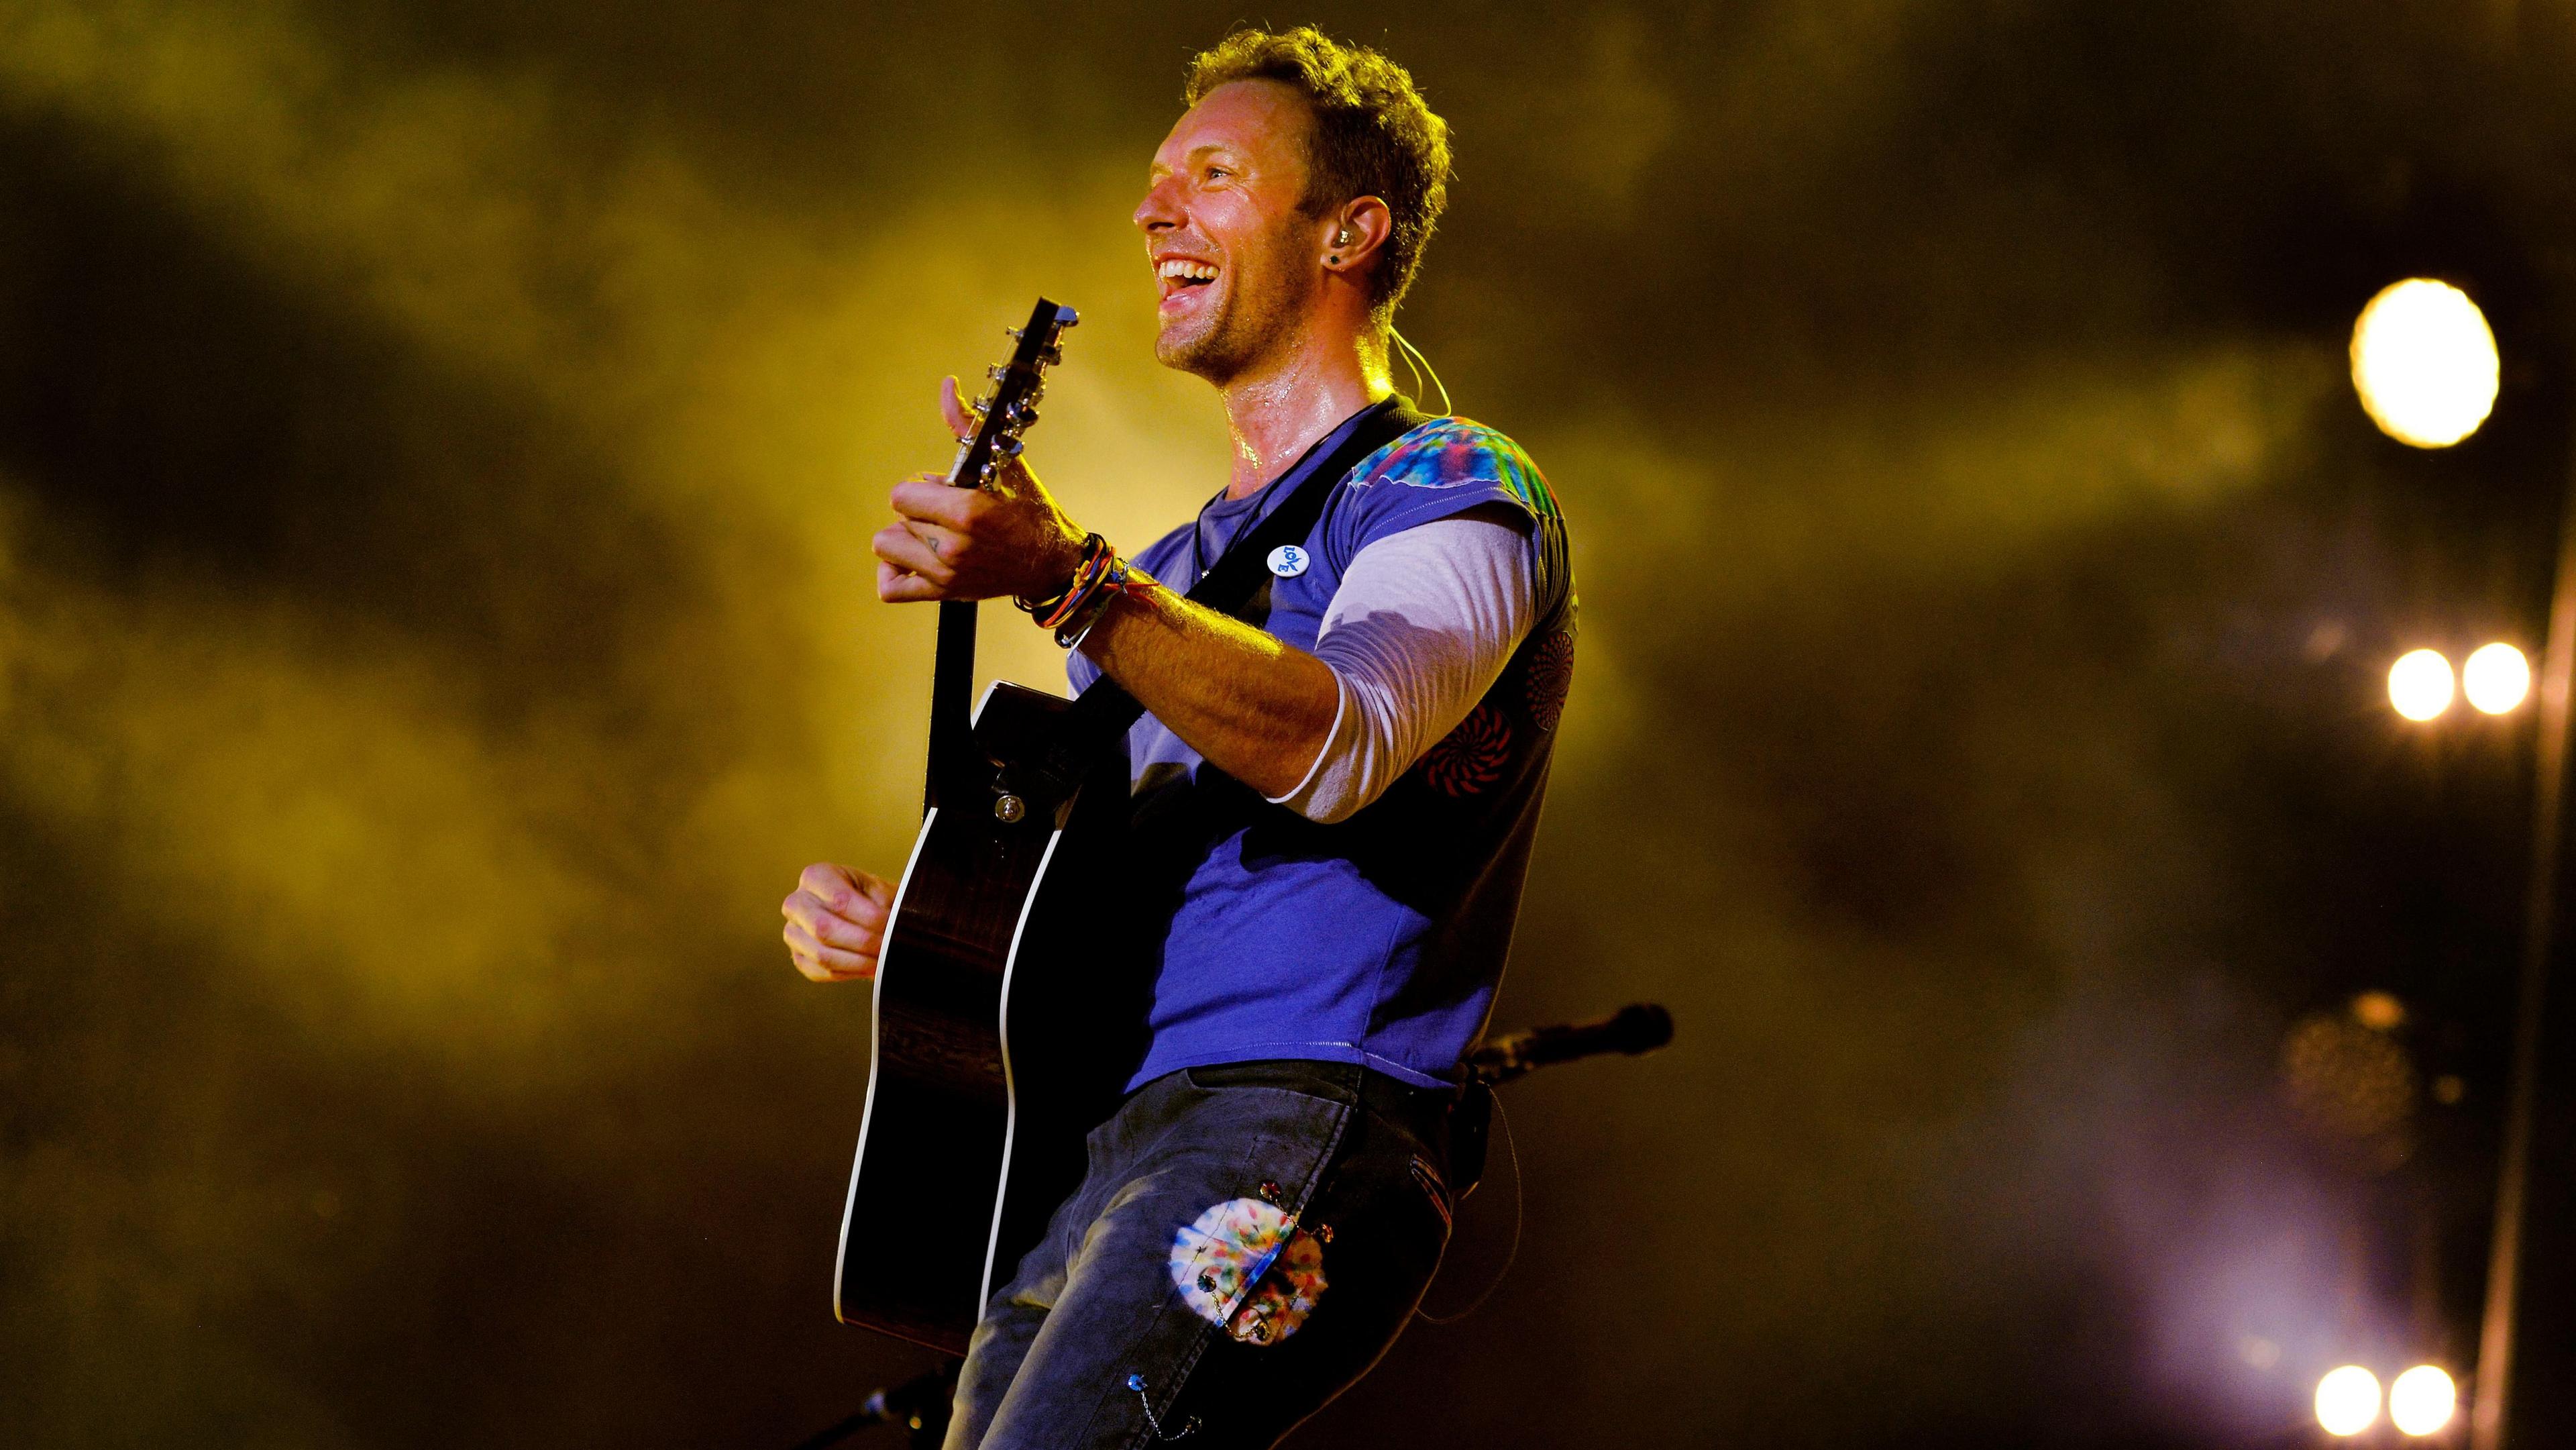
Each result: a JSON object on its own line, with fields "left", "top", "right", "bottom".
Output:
{"left": 1323, "top": 197, "right": 1395, "bottom": 273}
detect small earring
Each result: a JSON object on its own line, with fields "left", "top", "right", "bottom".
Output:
{"left": 1328, "top": 254, "right": 1340, "bottom": 264}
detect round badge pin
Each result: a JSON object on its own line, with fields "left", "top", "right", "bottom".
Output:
{"left": 1267, "top": 544, "right": 1309, "bottom": 578}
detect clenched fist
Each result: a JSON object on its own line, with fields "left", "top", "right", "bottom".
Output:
{"left": 782, "top": 862, "right": 895, "bottom": 982}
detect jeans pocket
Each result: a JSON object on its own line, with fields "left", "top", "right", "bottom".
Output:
{"left": 1183, "top": 1059, "right": 1359, "bottom": 1103}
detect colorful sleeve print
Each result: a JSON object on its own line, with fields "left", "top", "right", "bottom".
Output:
{"left": 1331, "top": 417, "right": 1562, "bottom": 567}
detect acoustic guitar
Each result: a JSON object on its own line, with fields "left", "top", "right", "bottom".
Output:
{"left": 832, "top": 298, "right": 1144, "bottom": 1355}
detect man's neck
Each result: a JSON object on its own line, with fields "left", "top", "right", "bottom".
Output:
{"left": 1219, "top": 325, "right": 1395, "bottom": 500}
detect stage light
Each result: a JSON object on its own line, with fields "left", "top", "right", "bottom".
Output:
{"left": 2389, "top": 1365, "right": 2457, "bottom": 1437}
{"left": 2317, "top": 1365, "right": 2383, "bottom": 1436}
{"left": 2352, "top": 990, "right": 2406, "bottom": 1030}
{"left": 2390, "top": 649, "right": 2455, "bottom": 721}
{"left": 2352, "top": 279, "right": 2500, "bottom": 448}
{"left": 2463, "top": 642, "right": 2531, "bottom": 714}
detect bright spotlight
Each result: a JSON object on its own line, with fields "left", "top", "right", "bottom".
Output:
{"left": 2318, "top": 1365, "right": 2383, "bottom": 1436}
{"left": 2351, "top": 278, "right": 2500, "bottom": 448}
{"left": 2390, "top": 648, "right": 2456, "bottom": 721}
{"left": 2390, "top": 1365, "right": 2457, "bottom": 1437}
{"left": 2463, "top": 642, "right": 2531, "bottom": 714}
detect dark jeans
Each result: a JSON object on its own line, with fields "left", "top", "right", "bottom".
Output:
{"left": 945, "top": 1060, "right": 1458, "bottom": 1449}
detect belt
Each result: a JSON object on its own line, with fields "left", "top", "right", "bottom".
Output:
{"left": 1179, "top": 1057, "right": 1462, "bottom": 1159}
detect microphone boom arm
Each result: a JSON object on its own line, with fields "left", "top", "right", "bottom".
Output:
{"left": 1461, "top": 1002, "right": 1674, "bottom": 1087}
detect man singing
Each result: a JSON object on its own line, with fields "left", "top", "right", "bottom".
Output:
{"left": 782, "top": 27, "right": 1574, "bottom": 1447}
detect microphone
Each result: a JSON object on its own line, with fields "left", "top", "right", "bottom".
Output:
{"left": 1463, "top": 1002, "right": 1673, "bottom": 1086}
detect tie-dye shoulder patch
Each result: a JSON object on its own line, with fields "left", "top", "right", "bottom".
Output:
{"left": 1168, "top": 1196, "right": 1328, "bottom": 1346}
{"left": 1344, "top": 417, "right": 1555, "bottom": 517}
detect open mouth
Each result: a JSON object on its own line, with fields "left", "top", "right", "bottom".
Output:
{"left": 1156, "top": 256, "right": 1219, "bottom": 309}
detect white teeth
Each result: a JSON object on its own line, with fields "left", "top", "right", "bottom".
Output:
{"left": 1157, "top": 259, "right": 1219, "bottom": 282}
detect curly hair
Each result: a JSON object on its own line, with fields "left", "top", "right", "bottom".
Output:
{"left": 1183, "top": 27, "right": 1452, "bottom": 323}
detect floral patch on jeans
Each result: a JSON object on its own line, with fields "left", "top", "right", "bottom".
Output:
{"left": 1168, "top": 1196, "right": 1328, "bottom": 1346}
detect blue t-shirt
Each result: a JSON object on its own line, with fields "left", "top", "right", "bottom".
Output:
{"left": 1069, "top": 401, "right": 1576, "bottom": 1090}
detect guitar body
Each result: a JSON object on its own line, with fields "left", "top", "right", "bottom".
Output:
{"left": 835, "top": 679, "right": 1145, "bottom": 1355}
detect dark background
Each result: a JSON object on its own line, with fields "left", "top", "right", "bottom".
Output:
{"left": 4, "top": 1, "right": 2574, "bottom": 1445}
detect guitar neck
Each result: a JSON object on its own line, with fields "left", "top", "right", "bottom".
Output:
{"left": 916, "top": 296, "right": 1078, "bottom": 817}
{"left": 925, "top": 599, "right": 978, "bottom": 815}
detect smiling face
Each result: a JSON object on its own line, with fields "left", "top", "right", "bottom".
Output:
{"left": 1133, "top": 79, "right": 1328, "bottom": 384}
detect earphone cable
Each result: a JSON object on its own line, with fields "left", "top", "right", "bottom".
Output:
{"left": 1389, "top": 326, "right": 1452, "bottom": 417}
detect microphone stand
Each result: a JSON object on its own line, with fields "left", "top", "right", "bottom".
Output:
{"left": 786, "top": 1364, "right": 958, "bottom": 1450}
{"left": 1462, "top": 1002, "right": 1675, "bottom": 1087}
{"left": 1449, "top": 1002, "right": 1674, "bottom": 1197}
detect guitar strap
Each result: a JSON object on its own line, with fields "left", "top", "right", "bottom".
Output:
{"left": 1033, "top": 397, "right": 1428, "bottom": 780}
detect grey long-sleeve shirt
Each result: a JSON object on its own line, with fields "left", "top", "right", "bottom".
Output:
{"left": 1266, "top": 509, "right": 1538, "bottom": 824}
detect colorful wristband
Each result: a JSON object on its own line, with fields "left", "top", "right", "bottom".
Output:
{"left": 1053, "top": 554, "right": 1157, "bottom": 650}
{"left": 1016, "top": 534, "right": 1110, "bottom": 625}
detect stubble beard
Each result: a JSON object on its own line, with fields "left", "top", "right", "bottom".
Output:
{"left": 1156, "top": 233, "right": 1315, "bottom": 386}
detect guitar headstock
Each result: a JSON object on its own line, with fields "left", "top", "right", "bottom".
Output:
{"left": 951, "top": 297, "right": 1079, "bottom": 488}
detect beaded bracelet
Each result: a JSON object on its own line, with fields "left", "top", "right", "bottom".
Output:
{"left": 1014, "top": 533, "right": 1110, "bottom": 624}
{"left": 1052, "top": 552, "right": 1152, "bottom": 650}
{"left": 1036, "top": 542, "right": 1117, "bottom": 631}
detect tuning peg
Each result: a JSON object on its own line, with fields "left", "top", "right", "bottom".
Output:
{"left": 1038, "top": 347, "right": 1063, "bottom": 367}
{"left": 1010, "top": 401, "right": 1040, "bottom": 425}
{"left": 986, "top": 364, "right": 1008, "bottom": 382}
{"left": 994, "top": 435, "right": 1024, "bottom": 457}
{"left": 972, "top": 391, "right": 996, "bottom": 414}
{"left": 1057, "top": 307, "right": 1080, "bottom": 327}
{"left": 1005, "top": 325, "right": 1024, "bottom": 339}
